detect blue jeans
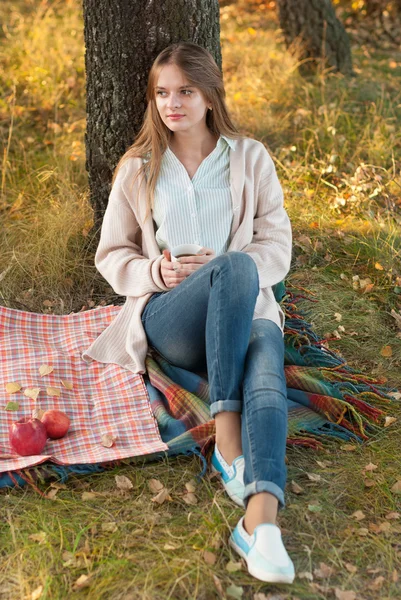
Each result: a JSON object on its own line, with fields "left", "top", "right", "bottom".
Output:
{"left": 141, "top": 252, "right": 288, "bottom": 509}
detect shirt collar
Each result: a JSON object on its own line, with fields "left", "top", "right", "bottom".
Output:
{"left": 220, "top": 135, "right": 237, "bottom": 151}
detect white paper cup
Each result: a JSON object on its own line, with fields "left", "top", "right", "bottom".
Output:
{"left": 171, "top": 244, "right": 203, "bottom": 262}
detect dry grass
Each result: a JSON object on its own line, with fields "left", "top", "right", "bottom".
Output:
{"left": 0, "top": 1, "right": 401, "bottom": 598}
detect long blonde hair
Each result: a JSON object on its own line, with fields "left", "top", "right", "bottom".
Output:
{"left": 112, "top": 41, "right": 242, "bottom": 223}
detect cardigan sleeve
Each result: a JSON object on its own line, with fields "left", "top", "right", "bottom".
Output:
{"left": 94, "top": 161, "right": 170, "bottom": 297}
{"left": 241, "top": 153, "right": 292, "bottom": 288}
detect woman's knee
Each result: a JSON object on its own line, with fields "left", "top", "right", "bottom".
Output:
{"left": 212, "top": 251, "right": 259, "bottom": 291}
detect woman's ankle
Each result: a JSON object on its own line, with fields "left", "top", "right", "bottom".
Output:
{"left": 244, "top": 492, "right": 278, "bottom": 534}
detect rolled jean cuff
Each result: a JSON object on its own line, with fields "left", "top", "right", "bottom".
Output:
{"left": 210, "top": 399, "right": 242, "bottom": 418}
{"left": 243, "top": 481, "right": 285, "bottom": 511}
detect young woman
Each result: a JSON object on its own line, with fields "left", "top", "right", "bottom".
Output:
{"left": 83, "top": 41, "right": 294, "bottom": 584}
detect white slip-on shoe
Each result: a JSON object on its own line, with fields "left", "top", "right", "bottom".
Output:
{"left": 210, "top": 445, "right": 245, "bottom": 508}
{"left": 229, "top": 516, "right": 295, "bottom": 584}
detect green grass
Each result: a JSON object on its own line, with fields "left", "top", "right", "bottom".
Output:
{"left": 1, "top": 1, "right": 401, "bottom": 598}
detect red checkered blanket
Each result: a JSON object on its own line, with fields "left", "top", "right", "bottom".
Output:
{"left": 0, "top": 305, "right": 168, "bottom": 474}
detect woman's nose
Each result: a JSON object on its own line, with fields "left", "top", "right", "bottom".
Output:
{"left": 167, "top": 94, "right": 181, "bottom": 109}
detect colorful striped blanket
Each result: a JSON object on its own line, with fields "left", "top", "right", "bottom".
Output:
{"left": 0, "top": 282, "right": 397, "bottom": 490}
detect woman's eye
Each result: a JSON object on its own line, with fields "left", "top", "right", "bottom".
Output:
{"left": 182, "top": 90, "right": 192, "bottom": 95}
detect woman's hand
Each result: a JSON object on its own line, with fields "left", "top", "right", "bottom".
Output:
{"left": 160, "top": 247, "right": 216, "bottom": 289}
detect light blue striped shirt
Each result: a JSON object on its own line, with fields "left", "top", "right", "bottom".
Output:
{"left": 145, "top": 135, "right": 236, "bottom": 255}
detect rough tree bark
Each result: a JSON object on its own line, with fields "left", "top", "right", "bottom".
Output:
{"left": 82, "top": 0, "right": 221, "bottom": 233}
{"left": 276, "top": 0, "right": 353, "bottom": 75}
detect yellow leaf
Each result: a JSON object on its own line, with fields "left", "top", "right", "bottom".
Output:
{"left": 24, "top": 388, "right": 41, "bottom": 401}
{"left": 5, "top": 382, "right": 21, "bottom": 393}
{"left": 60, "top": 379, "right": 73, "bottom": 390}
{"left": 115, "top": 475, "right": 133, "bottom": 491}
{"left": 341, "top": 444, "right": 357, "bottom": 452}
{"left": 46, "top": 387, "right": 61, "bottom": 397}
{"left": 72, "top": 574, "right": 91, "bottom": 590}
{"left": 363, "top": 463, "right": 378, "bottom": 472}
{"left": 351, "top": 510, "right": 365, "bottom": 521}
{"left": 391, "top": 480, "right": 401, "bottom": 494}
{"left": 39, "top": 364, "right": 54, "bottom": 376}
{"left": 247, "top": 27, "right": 257, "bottom": 36}
{"left": 81, "top": 492, "right": 97, "bottom": 501}
{"left": 148, "top": 478, "right": 164, "bottom": 493}
{"left": 384, "top": 416, "right": 397, "bottom": 427}
{"left": 31, "top": 586, "right": 44, "bottom": 600}
{"left": 380, "top": 345, "right": 392, "bottom": 357}
{"left": 375, "top": 262, "right": 384, "bottom": 270}
{"left": 151, "top": 487, "right": 171, "bottom": 504}
{"left": 29, "top": 532, "right": 47, "bottom": 544}
{"left": 182, "top": 492, "right": 198, "bottom": 505}
{"left": 291, "top": 480, "right": 304, "bottom": 494}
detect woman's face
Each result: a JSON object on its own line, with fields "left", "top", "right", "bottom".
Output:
{"left": 154, "top": 63, "right": 211, "bottom": 135}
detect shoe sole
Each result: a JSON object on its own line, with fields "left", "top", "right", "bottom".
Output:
{"left": 210, "top": 464, "right": 245, "bottom": 507}
{"left": 229, "top": 536, "right": 295, "bottom": 584}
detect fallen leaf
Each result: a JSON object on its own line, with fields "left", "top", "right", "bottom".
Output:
{"left": 298, "top": 571, "right": 314, "bottom": 581}
{"left": 101, "top": 522, "right": 118, "bottom": 533}
{"left": 385, "top": 512, "right": 400, "bottom": 520}
{"left": 351, "top": 510, "right": 365, "bottom": 521}
{"left": 334, "top": 313, "right": 342, "bottom": 321}
{"left": 226, "top": 560, "right": 242, "bottom": 572}
{"left": 101, "top": 433, "right": 116, "bottom": 448}
{"left": 60, "top": 379, "right": 73, "bottom": 390}
{"left": 291, "top": 480, "right": 304, "bottom": 494}
{"left": 364, "top": 479, "right": 376, "bottom": 488}
{"left": 380, "top": 345, "right": 392, "bottom": 357}
{"left": 115, "top": 475, "right": 133, "bottom": 491}
{"left": 24, "top": 388, "right": 41, "bottom": 401}
{"left": 39, "top": 365, "right": 54, "bottom": 376}
{"left": 31, "top": 586, "right": 43, "bottom": 600}
{"left": 182, "top": 492, "right": 198, "bottom": 505}
{"left": 203, "top": 550, "right": 217, "bottom": 565}
{"left": 81, "top": 491, "right": 97, "bottom": 501}
{"left": 46, "top": 387, "right": 61, "bottom": 397}
{"left": 316, "top": 460, "right": 331, "bottom": 468}
{"left": 341, "top": 444, "right": 357, "bottom": 452}
{"left": 384, "top": 416, "right": 397, "bottom": 427}
{"left": 32, "top": 408, "right": 45, "bottom": 420}
{"left": 72, "top": 574, "right": 91, "bottom": 590}
{"left": 363, "top": 463, "right": 378, "bottom": 472}
{"left": 148, "top": 478, "right": 164, "bottom": 493}
{"left": 389, "top": 392, "right": 401, "bottom": 400}
{"left": 391, "top": 480, "right": 401, "bottom": 494}
{"left": 357, "top": 528, "right": 369, "bottom": 536}
{"left": 369, "top": 575, "right": 385, "bottom": 590}
{"left": 212, "top": 574, "right": 224, "bottom": 596}
{"left": 308, "top": 504, "right": 322, "bottom": 512}
{"left": 163, "top": 542, "right": 180, "bottom": 550}
{"left": 5, "top": 382, "right": 21, "bottom": 393}
{"left": 151, "top": 488, "right": 171, "bottom": 504}
{"left": 46, "top": 488, "right": 58, "bottom": 500}
{"left": 185, "top": 480, "right": 196, "bottom": 493}
{"left": 335, "top": 590, "right": 356, "bottom": 600}
{"left": 345, "top": 563, "right": 357, "bottom": 574}
{"left": 314, "top": 562, "right": 335, "bottom": 578}
{"left": 5, "top": 401, "right": 19, "bottom": 411}
{"left": 392, "top": 569, "right": 398, "bottom": 583}
{"left": 226, "top": 584, "right": 244, "bottom": 599}
{"left": 306, "top": 472, "right": 321, "bottom": 482}
{"left": 28, "top": 532, "right": 47, "bottom": 544}
{"left": 375, "top": 262, "right": 384, "bottom": 270}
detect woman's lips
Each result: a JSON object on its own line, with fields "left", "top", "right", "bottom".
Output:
{"left": 168, "top": 115, "right": 184, "bottom": 119}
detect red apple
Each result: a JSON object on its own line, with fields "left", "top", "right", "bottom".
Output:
{"left": 41, "top": 409, "right": 70, "bottom": 439}
{"left": 9, "top": 418, "right": 48, "bottom": 456}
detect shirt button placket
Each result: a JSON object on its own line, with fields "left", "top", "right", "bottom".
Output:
{"left": 188, "top": 184, "right": 200, "bottom": 245}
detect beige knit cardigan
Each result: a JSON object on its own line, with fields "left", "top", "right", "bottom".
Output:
{"left": 81, "top": 137, "right": 292, "bottom": 375}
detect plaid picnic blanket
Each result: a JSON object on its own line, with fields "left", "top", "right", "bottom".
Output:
{"left": 0, "top": 283, "right": 397, "bottom": 489}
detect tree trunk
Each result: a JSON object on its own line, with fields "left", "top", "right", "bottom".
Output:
{"left": 276, "top": 0, "right": 353, "bottom": 75}
{"left": 82, "top": 0, "right": 221, "bottom": 234}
